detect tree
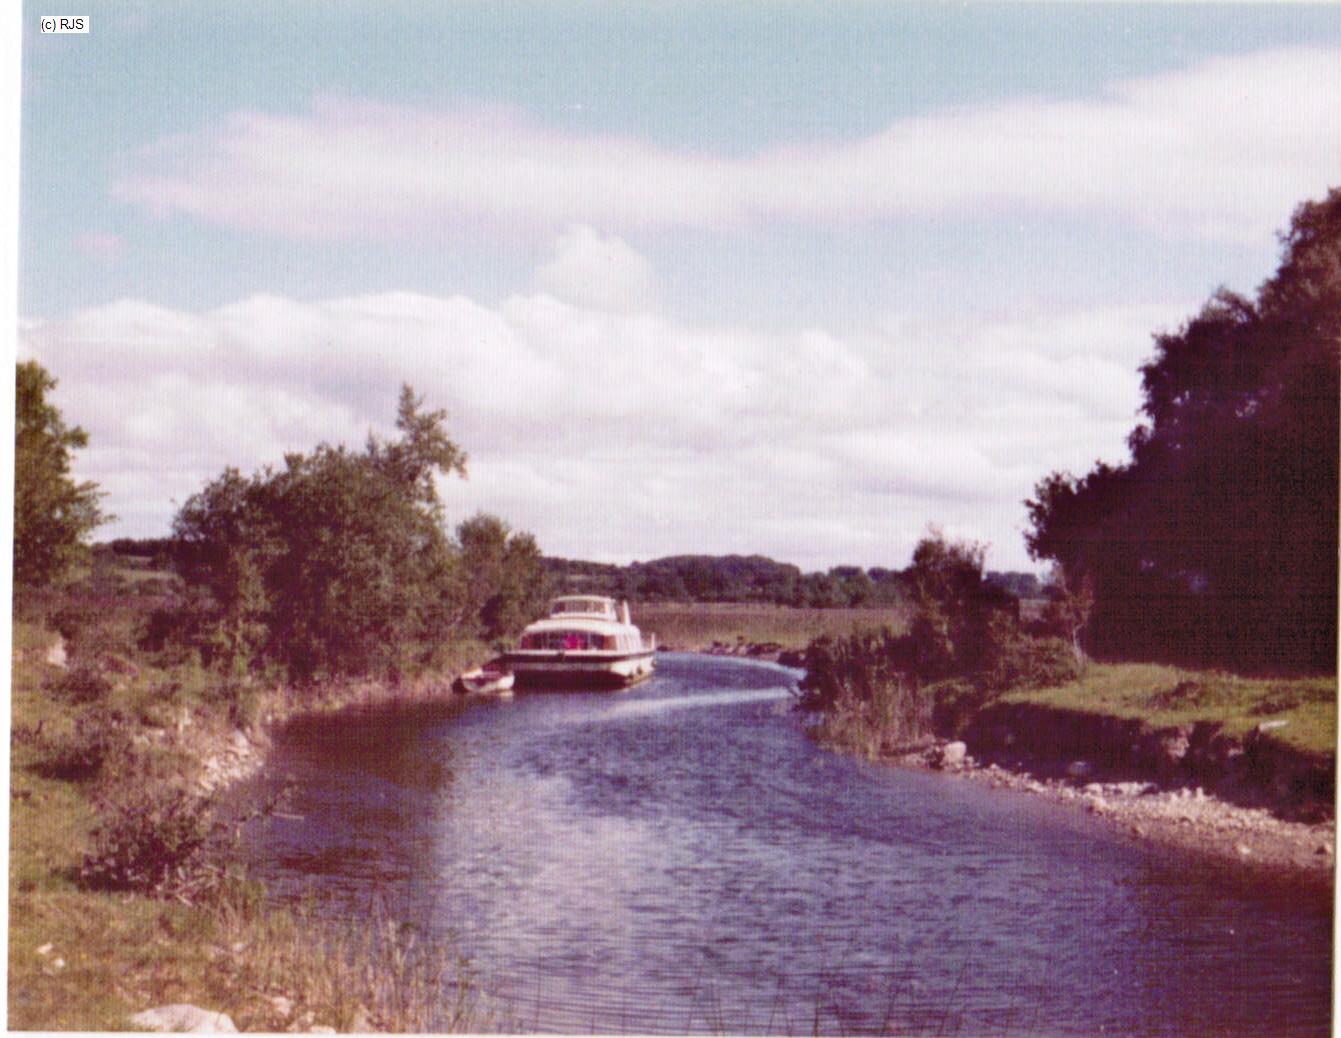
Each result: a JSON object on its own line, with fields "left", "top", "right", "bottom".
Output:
{"left": 14, "top": 361, "right": 108, "bottom": 586}
{"left": 454, "top": 513, "right": 550, "bottom": 643}
{"left": 172, "top": 385, "right": 471, "bottom": 680}
{"left": 1026, "top": 190, "right": 1341, "bottom": 671}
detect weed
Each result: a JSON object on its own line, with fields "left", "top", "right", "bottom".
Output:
{"left": 80, "top": 787, "right": 219, "bottom": 897}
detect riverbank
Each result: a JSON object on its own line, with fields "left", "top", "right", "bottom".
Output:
{"left": 803, "top": 658, "right": 1336, "bottom": 882}
{"left": 885, "top": 738, "right": 1335, "bottom": 881}
{"left": 8, "top": 619, "right": 488, "bottom": 1031}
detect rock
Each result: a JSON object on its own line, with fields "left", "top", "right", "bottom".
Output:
{"left": 35, "top": 943, "right": 53, "bottom": 956}
{"left": 269, "top": 995, "right": 295, "bottom": 1019}
{"left": 1066, "top": 761, "right": 1093, "bottom": 779}
{"left": 939, "top": 741, "right": 968, "bottom": 768}
{"left": 1235, "top": 843, "right": 1252, "bottom": 857}
{"left": 1317, "top": 843, "right": 1333, "bottom": 856}
{"left": 1256, "top": 719, "right": 1290, "bottom": 733}
{"left": 129, "top": 1004, "right": 238, "bottom": 1033}
{"left": 44, "top": 638, "right": 68, "bottom": 669}
{"left": 1087, "top": 797, "right": 1108, "bottom": 814}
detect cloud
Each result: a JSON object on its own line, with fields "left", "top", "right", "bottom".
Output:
{"left": 534, "top": 226, "right": 657, "bottom": 313}
{"left": 17, "top": 280, "right": 1191, "bottom": 570}
{"left": 73, "top": 230, "right": 125, "bottom": 262}
{"left": 112, "top": 48, "right": 1341, "bottom": 244}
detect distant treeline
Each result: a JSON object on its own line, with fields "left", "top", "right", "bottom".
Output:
{"left": 541, "top": 553, "right": 1042, "bottom": 608}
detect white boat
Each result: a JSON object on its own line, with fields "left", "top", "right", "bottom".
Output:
{"left": 504, "top": 596, "right": 656, "bottom": 688}
{"left": 456, "top": 663, "right": 516, "bottom": 696}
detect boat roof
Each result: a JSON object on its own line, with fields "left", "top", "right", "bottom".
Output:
{"left": 547, "top": 595, "right": 620, "bottom": 619}
{"left": 522, "top": 616, "right": 639, "bottom": 635}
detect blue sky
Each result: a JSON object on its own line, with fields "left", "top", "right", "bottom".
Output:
{"left": 15, "top": 3, "right": 1341, "bottom": 571}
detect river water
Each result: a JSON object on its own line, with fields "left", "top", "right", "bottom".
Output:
{"left": 232, "top": 654, "right": 1332, "bottom": 1035}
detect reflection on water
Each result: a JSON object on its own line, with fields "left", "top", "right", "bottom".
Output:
{"left": 233, "top": 654, "right": 1333, "bottom": 1035}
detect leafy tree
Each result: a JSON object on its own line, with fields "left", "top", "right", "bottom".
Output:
{"left": 454, "top": 513, "right": 550, "bottom": 643}
{"left": 1027, "top": 190, "right": 1340, "bottom": 671}
{"left": 172, "top": 385, "right": 470, "bottom": 680}
{"left": 14, "top": 361, "right": 108, "bottom": 586}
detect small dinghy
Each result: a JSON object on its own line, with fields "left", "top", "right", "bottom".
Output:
{"left": 456, "top": 663, "right": 516, "bottom": 696}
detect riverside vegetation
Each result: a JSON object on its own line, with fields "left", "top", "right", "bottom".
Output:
{"left": 796, "top": 193, "right": 1339, "bottom": 834}
{"left": 10, "top": 380, "right": 541, "bottom": 1030}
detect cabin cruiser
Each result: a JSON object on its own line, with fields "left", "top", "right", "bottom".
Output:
{"left": 504, "top": 596, "right": 656, "bottom": 688}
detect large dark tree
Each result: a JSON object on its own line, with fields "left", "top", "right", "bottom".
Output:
{"left": 1026, "top": 189, "right": 1340, "bottom": 672}
{"left": 14, "top": 361, "right": 108, "bottom": 586}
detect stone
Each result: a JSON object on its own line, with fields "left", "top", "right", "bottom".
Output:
{"left": 1066, "top": 761, "right": 1092, "bottom": 779}
{"left": 1317, "top": 843, "right": 1333, "bottom": 856}
{"left": 129, "top": 1004, "right": 238, "bottom": 1033}
{"left": 269, "top": 996, "right": 295, "bottom": 1019}
{"left": 939, "top": 741, "right": 968, "bottom": 768}
{"left": 35, "top": 943, "right": 53, "bottom": 956}
{"left": 44, "top": 639, "right": 68, "bottom": 669}
{"left": 1235, "top": 843, "right": 1252, "bottom": 857}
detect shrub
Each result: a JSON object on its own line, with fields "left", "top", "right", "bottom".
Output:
{"left": 979, "top": 621, "right": 1080, "bottom": 693}
{"left": 44, "top": 662, "right": 114, "bottom": 704}
{"left": 28, "top": 706, "right": 126, "bottom": 781}
{"left": 80, "top": 787, "right": 219, "bottom": 895}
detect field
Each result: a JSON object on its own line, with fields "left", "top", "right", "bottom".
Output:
{"left": 635, "top": 601, "right": 910, "bottom": 652}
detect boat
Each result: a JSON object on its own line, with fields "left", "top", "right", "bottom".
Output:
{"left": 456, "top": 663, "right": 516, "bottom": 696}
{"left": 503, "top": 596, "right": 656, "bottom": 688}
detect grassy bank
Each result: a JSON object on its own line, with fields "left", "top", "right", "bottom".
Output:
{"left": 1002, "top": 663, "right": 1337, "bottom": 758}
{"left": 637, "top": 601, "right": 909, "bottom": 652}
{"left": 8, "top": 615, "right": 489, "bottom": 1032}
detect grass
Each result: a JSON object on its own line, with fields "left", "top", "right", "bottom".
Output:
{"left": 9, "top": 612, "right": 487, "bottom": 1032}
{"left": 1004, "top": 662, "right": 1338, "bottom": 757}
{"left": 636, "top": 601, "right": 910, "bottom": 652}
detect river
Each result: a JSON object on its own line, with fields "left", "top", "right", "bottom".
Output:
{"left": 231, "top": 653, "right": 1332, "bottom": 1035}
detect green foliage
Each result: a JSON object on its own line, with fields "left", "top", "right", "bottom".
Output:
{"left": 80, "top": 787, "right": 217, "bottom": 895}
{"left": 170, "top": 386, "right": 487, "bottom": 681}
{"left": 14, "top": 361, "right": 109, "bottom": 586}
{"left": 800, "top": 629, "right": 932, "bottom": 755}
{"left": 801, "top": 532, "right": 1076, "bottom": 742}
{"left": 454, "top": 513, "right": 550, "bottom": 642}
{"left": 1027, "top": 190, "right": 1340, "bottom": 672}
{"left": 545, "top": 553, "right": 913, "bottom": 607}
{"left": 24, "top": 705, "right": 128, "bottom": 782}
{"left": 45, "top": 663, "right": 115, "bottom": 705}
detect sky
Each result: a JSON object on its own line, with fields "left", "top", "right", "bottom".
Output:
{"left": 13, "top": 2, "right": 1341, "bottom": 573}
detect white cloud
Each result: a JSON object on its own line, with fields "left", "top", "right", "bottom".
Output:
{"left": 534, "top": 226, "right": 657, "bottom": 313}
{"left": 18, "top": 282, "right": 1191, "bottom": 571}
{"left": 112, "top": 48, "right": 1341, "bottom": 244}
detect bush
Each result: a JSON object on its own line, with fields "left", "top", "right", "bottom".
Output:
{"left": 28, "top": 706, "right": 127, "bottom": 782}
{"left": 979, "top": 621, "right": 1080, "bottom": 693}
{"left": 80, "top": 787, "right": 218, "bottom": 895}
{"left": 44, "top": 662, "right": 114, "bottom": 704}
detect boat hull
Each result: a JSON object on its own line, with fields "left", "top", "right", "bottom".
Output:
{"left": 502, "top": 650, "right": 656, "bottom": 689}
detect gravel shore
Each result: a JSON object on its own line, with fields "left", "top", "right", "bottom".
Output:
{"left": 895, "top": 741, "right": 1336, "bottom": 883}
